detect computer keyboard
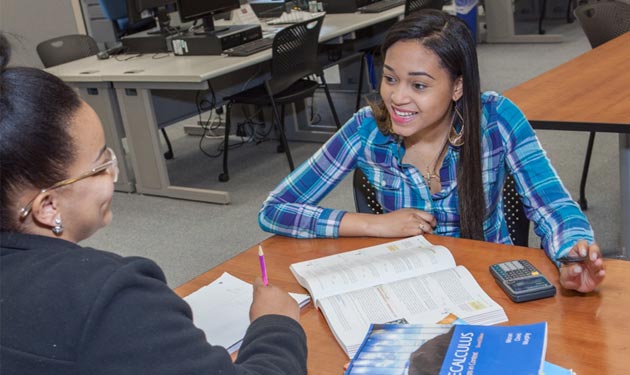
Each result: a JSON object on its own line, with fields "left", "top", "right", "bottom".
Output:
{"left": 358, "top": 0, "right": 405, "bottom": 13}
{"left": 223, "top": 37, "right": 274, "bottom": 57}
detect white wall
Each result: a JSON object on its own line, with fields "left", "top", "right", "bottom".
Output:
{"left": 0, "top": 0, "right": 84, "bottom": 67}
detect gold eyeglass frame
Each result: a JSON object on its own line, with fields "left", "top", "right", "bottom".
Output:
{"left": 18, "top": 147, "right": 118, "bottom": 219}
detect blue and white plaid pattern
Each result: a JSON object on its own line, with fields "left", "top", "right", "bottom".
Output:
{"left": 259, "top": 92, "right": 593, "bottom": 260}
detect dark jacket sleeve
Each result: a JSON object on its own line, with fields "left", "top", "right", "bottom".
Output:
{"left": 236, "top": 315, "right": 307, "bottom": 374}
{"left": 77, "top": 257, "right": 307, "bottom": 375}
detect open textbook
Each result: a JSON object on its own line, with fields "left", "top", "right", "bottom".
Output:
{"left": 184, "top": 272, "right": 310, "bottom": 353}
{"left": 289, "top": 235, "right": 508, "bottom": 357}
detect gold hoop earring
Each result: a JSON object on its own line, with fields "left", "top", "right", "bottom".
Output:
{"left": 448, "top": 105, "right": 464, "bottom": 147}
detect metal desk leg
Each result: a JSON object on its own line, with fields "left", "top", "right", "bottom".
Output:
{"left": 538, "top": 0, "right": 547, "bottom": 35}
{"left": 621, "top": 133, "right": 630, "bottom": 259}
{"left": 73, "top": 82, "right": 135, "bottom": 193}
{"left": 114, "top": 82, "right": 230, "bottom": 204}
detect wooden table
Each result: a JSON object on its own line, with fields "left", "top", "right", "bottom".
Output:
{"left": 175, "top": 235, "right": 630, "bottom": 374}
{"left": 504, "top": 32, "right": 630, "bottom": 259}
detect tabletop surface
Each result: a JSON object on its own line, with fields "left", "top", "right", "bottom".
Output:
{"left": 504, "top": 32, "right": 630, "bottom": 132}
{"left": 175, "top": 235, "right": 630, "bottom": 374}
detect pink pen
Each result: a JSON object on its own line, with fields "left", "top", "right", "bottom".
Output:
{"left": 258, "top": 245, "right": 268, "bottom": 286}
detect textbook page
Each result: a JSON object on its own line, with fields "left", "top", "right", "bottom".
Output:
{"left": 290, "top": 235, "right": 456, "bottom": 302}
{"left": 317, "top": 266, "right": 508, "bottom": 357}
{"left": 184, "top": 272, "right": 310, "bottom": 353}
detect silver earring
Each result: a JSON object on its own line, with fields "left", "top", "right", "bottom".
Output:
{"left": 52, "top": 215, "right": 64, "bottom": 235}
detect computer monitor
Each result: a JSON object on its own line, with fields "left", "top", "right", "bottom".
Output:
{"left": 176, "top": 0, "right": 241, "bottom": 35}
{"left": 127, "top": 0, "right": 178, "bottom": 35}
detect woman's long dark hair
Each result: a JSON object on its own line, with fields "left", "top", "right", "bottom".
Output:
{"left": 371, "top": 10, "right": 485, "bottom": 240}
{"left": 0, "top": 34, "right": 81, "bottom": 232}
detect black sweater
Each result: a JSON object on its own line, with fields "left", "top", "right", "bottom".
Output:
{"left": 0, "top": 232, "right": 307, "bottom": 375}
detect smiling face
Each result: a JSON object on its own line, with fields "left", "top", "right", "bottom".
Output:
{"left": 380, "top": 39, "right": 463, "bottom": 143}
{"left": 15, "top": 100, "right": 117, "bottom": 242}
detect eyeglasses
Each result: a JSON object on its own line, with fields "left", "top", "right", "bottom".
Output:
{"left": 18, "top": 147, "right": 119, "bottom": 219}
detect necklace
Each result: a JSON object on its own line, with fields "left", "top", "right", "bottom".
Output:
{"left": 425, "top": 136, "right": 449, "bottom": 188}
{"left": 409, "top": 133, "right": 450, "bottom": 189}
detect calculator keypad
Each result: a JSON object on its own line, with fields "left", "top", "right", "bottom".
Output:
{"left": 492, "top": 260, "right": 539, "bottom": 280}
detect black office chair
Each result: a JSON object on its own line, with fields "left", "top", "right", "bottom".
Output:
{"left": 219, "top": 15, "right": 341, "bottom": 182}
{"left": 36, "top": 34, "right": 100, "bottom": 68}
{"left": 404, "top": 0, "right": 444, "bottom": 17}
{"left": 574, "top": 1, "right": 630, "bottom": 47}
{"left": 573, "top": 1, "right": 630, "bottom": 209}
{"left": 353, "top": 168, "right": 384, "bottom": 215}
{"left": 502, "top": 173, "right": 530, "bottom": 247}
{"left": 352, "top": 169, "right": 530, "bottom": 247}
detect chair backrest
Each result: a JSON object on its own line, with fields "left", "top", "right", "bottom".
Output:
{"left": 353, "top": 169, "right": 384, "bottom": 214}
{"left": 267, "top": 15, "right": 325, "bottom": 95}
{"left": 36, "top": 34, "right": 100, "bottom": 68}
{"left": 503, "top": 173, "right": 529, "bottom": 247}
{"left": 352, "top": 169, "right": 530, "bottom": 246}
{"left": 404, "top": 0, "right": 444, "bottom": 17}
{"left": 574, "top": 1, "right": 630, "bottom": 48}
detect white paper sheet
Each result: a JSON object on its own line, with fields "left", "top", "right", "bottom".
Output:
{"left": 184, "top": 272, "right": 310, "bottom": 353}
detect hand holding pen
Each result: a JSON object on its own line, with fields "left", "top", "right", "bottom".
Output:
{"left": 558, "top": 240, "right": 605, "bottom": 293}
{"left": 557, "top": 255, "right": 588, "bottom": 264}
{"left": 250, "top": 244, "right": 301, "bottom": 322}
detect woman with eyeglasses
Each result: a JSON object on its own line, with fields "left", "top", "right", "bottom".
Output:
{"left": 0, "top": 35, "right": 306, "bottom": 375}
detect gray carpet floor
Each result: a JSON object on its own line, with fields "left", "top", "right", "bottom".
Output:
{"left": 82, "top": 18, "right": 624, "bottom": 288}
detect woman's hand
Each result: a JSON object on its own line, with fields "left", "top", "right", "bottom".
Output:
{"left": 250, "top": 278, "right": 300, "bottom": 322}
{"left": 558, "top": 240, "right": 605, "bottom": 293}
{"left": 340, "top": 208, "right": 436, "bottom": 238}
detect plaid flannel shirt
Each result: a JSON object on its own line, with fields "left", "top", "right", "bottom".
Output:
{"left": 258, "top": 92, "right": 594, "bottom": 260}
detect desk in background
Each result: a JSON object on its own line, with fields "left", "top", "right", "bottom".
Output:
{"left": 504, "top": 33, "right": 630, "bottom": 259}
{"left": 175, "top": 235, "right": 630, "bottom": 374}
{"left": 46, "top": 8, "right": 405, "bottom": 204}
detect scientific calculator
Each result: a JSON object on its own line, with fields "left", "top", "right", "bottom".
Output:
{"left": 489, "top": 259, "right": 556, "bottom": 303}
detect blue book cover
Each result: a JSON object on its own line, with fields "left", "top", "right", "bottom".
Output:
{"left": 439, "top": 322, "right": 547, "bottom": 375}
{"left": 345, "top": 323, "right": 454, "bottom": 375}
